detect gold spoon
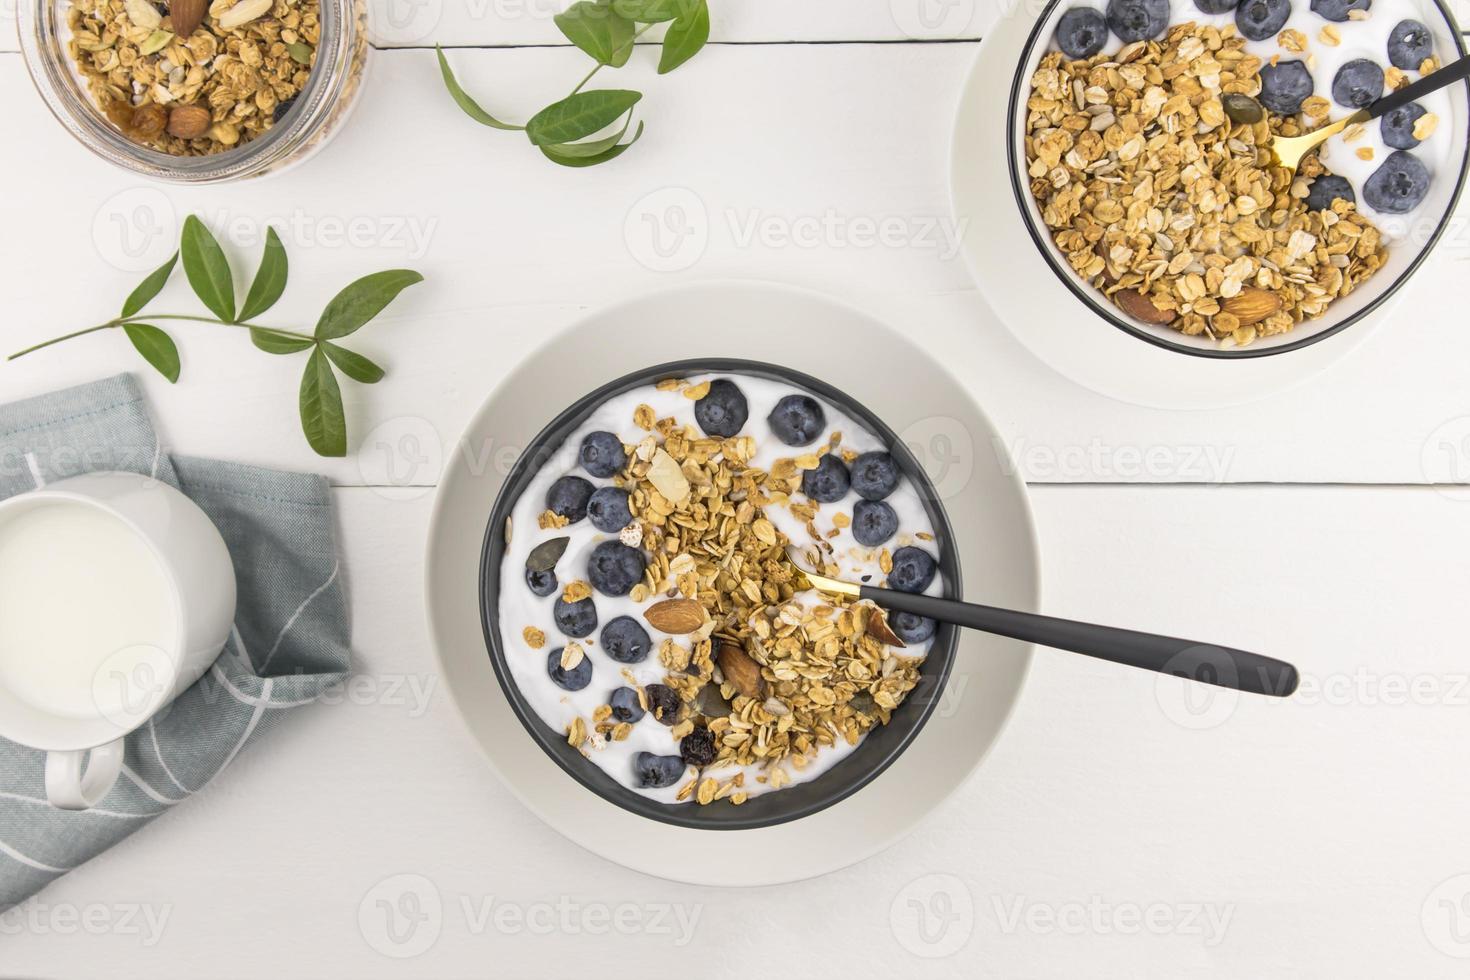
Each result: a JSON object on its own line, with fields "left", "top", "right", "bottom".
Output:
{"left": 789, "top": 552, "right": 1298, "bottom": 696}
{"left": 1263, "top": 52, "right": 1470, "bottom": 174}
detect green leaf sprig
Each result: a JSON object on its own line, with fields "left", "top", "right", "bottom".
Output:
{"left": 7, "top": 215, "right": 423, "bottom": 458}
{"left": 437, "top": 0, "right": 710, "bottom": 168}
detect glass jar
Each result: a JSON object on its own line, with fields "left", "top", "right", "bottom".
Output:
{"left": 17, "top": 0, "right": 369, "bottom": 182}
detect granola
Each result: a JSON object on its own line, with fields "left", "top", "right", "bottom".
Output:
{"left": 67, "top": 0, "right": 318, "bottom": 155}
{"left": 1022, "top": 21, "right": 1389, "bottom": 348}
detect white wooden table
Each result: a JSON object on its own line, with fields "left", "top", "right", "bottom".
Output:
{"left": 4, "top": 4, "right": 1470, "bottom": 976}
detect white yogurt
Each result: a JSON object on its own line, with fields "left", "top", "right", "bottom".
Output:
{"left": 1049, "top": 0, "right": 1457, "bottom": 232}
{"left": 497, "top": 373, "right": 945, "bottom": 805}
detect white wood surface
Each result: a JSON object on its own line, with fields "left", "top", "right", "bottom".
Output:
{"left": 4, "top": 5, "right": 1470, "bottom": 975}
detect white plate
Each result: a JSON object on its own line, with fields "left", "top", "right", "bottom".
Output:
{"left": 423, "top": 281, "right": 1037, "bottom": 886}
{"left": 951, "top": 6, "right": 1420, "bottom": 409}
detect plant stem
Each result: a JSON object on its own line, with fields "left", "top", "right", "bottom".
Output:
{"left": 6, "top": 315, "right": 317, "bottom": 362}
{"left": 570, "top": 22, "right": 656, "bottom": 95}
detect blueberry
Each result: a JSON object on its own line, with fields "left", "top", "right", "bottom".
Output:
{"left": 587, "top": 540, "right": 647, "bottom": 597}
{"left": 1236, "top": 0, "right": 1291, "bottom": 41}
{"left": 609, "top": 686, "right": 646, "bottom": 722}
{"left": 601, "top": 615, "right": 652, "bottom": 663}
{"left": 801, "top": 454, "right": 851, "bottom": 503}
{"left": 766, "top": 394, "right": 827, "bottom": 447}
{"left": 891, "top": 611, "right": 938, "bottom": 645}
{"left": 271, "top": 97, "right": 296, "bottom": 125}
{"left": 1306, "top": 174, "right": 1355, "bottom": 212}
{"left": 1055, "top": 7, "right": 1109, "bottom": 59}
{"left": 553, "top": 596, "right": 597, "bottom": 638}
{"left": 1258, "top": 60, "right": 1313, "bottom": 114}
{"left": 525, "top": 566, "right": 558, "bottom": 597}
{"left": 1309, "top": 0, "right": 1369, "bottom": 21}
{"left": 679, "top": 727, "right": 717, "bottom": 767}
{"left": 694, "top": 379, "right": 749, "bottom": 438}
{"left": 1363, "top": 150, "right": 1430, "bottom": 214}
{"left": 644, "top": 683, "right": 682, "bottom": 725}
{"left": 547, "top": 648, "right": 592, "bottom": 691}
{"left": 579, "top": 430, "right": 626, "bottom": 478}
{"left": 888, "top": 546, "right": 937, "bottom": 594}
{"left": 1193, "top": 0, "right": 1238, "bottom": 11}
{"left": 852, "top": 500, "right": 899, "bottom": 547}
{"left": 1388, "top": 19, "right": 1433, "bottom": 71}
{"left": 850, "top": 451, "right": 900, "bottom": 501}
{"left": 586, "top": 486, "right": 633, "bottom": 533}
{"left": 1381, "top": 101, "right": 1427, "bottom": 149}
{"left": 633, "top": 752, "right": 687, "bottom": 789}
{"left": 546, "top": 475, "right": 594, "bottom": 523}
{"left": 1106, "top": 0, "right": 1168, "bottom": 42}
{"left": 1331, "top": 59, "right": 1384, "bottom": 109}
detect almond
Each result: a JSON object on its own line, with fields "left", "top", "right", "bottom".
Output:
{"left": 647, "top": 448, "right": 690, "bottom": 505}
{"left": 1221, "top": 287, "right": 1281, "bottom": 325}
{"left": 717, "top": 642, "right": 764, "bottom": 699}
{"left": 643, "top": 598, "right": 705, "bottom": 635}
{"left": 1114, "top": 288, "right": 1175, "bottom": 325}
{"left": 865, "top": 607, "right": 907, "bottom": 648}
{"left": 166, "top": 104, "right": 211, "bottom": 139}
{"left": 169, "top": 0, "right": 205, "bottom": 37}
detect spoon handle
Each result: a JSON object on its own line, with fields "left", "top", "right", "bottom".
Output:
{"left": 860, "top": 586, "right": 1299, "bottom": 697}
{"left": 1369, "top": 52, "right": 1470, "bottom": 120}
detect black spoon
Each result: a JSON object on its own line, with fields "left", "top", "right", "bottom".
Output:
{"left": 791, "top": 558, "right": 1299, "bottom": 697}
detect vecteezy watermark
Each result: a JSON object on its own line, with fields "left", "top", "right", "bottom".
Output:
{"left": 900, "top": 415, "right": 977, "bottom": 502}
{"left": 91, "top": 192, "right": 439, "bottom": 272}
{"left": 357, "top": 874, "right": 702, "bottom": 958}
{"left": 1423, "top": 873, "right": 1470, "bottom": 958}
{"left": 889, "top": 0, "right": 978, "bottom": 38}
{"left": 1420, "top": 415, "right": 1470, "bottom": 502}
{"left": 998, "top": 437, "right": 1237, "bottom": 483}
{"left": 1156, "top": 663, "right": 1470, "bottom": 731}
{"left": 357, "top": 416, "right": 446, "bottom": 501}
{"left": 890, "top": 873, "right": 975, "bottom": 958}
{"left": 622, "top": 187, "right": 967, "bottom": 272}
{"left": 991, "top": 895, "right": 1235, "bottom": 946}
{"left": 0, "top": 900, "right": 172, "bottom": 946}
{"left": 367, "top": 0, "right": 444, "bottom": 44}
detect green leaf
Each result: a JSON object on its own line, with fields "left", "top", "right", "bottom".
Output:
{"left": 299, "top": 346, "right": 347, "bottom": 457}
{"left": 322, "top": 341, "right": 385, "bottom": 384}
{"left": 122, "top": 323, "right": 180, "bottom": 383}
{"left": 555, "top": 1, "right": 636, "bottom": 66}
{"left": 250, "top": 327, "right": 314, "bottom": 354}
{"left": 612, "top": 0, "right": 693, "bottom": 23}
{"left": 526, "top": 90, "right": 642, "bottom": 146}
{"left": 437, "top": 46, "right": 524, "bottom": 131}
{"left": 180, "top": 215, "right": 236, "bottom": 323}
{"left": 237, "top": 228, "right": 288, "bottom": 322}
{"left": 314, "top": 269, "right": 423, "bottom": 340}
{"left": 541, "top": 119, "right": 644, "bottom": 167}
{"left": 658, "top": 0, "right": 708, "bottom": 73}
{"left": 121, "top": 252, "right": 178, "bottom": 318}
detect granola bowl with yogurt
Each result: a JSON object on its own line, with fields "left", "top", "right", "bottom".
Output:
{"left": 1009, "top": 0, "right": 1469, "bottom": 356}
{"left": 479, "top": 359, "right": 960, "bottom": 830}
{"left": 18, "top": 0, "right": 368, "bottom": 181}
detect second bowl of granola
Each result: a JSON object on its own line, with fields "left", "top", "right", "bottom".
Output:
{"left": 479, "top": 359, "right": 961, "bottom": 830}
{"left": 1002, "top": 0, "right": 1469, "bottom": 357}
{"left": 18, "top": 0, "right": 367, "bottom": 181}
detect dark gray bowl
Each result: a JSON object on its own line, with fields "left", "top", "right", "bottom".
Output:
{"left": 478, "top": 358, "right": 962, "bottom": 830}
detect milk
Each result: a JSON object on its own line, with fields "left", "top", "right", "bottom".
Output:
{"left": 0, "top": 501, "right": 178, "bottom": 721}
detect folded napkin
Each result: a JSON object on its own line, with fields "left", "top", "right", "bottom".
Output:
{"left": 0, "top": 375, "right": 351, "bottom": 909}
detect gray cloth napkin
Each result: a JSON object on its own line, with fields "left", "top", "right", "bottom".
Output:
{"left": 0, "top": 374, "right": 350, "bottom": 909}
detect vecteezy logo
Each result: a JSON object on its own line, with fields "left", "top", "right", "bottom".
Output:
{"left": 356, "top": 416, "right": 444, "bottom": 501}
{"left": 92, "top": 187, "right": 178, "bottom": 273}
{"left": 1423, "top": 874, "right": 1470, "bottom": 958}
{"left": 1154, "top": 645, "right": 1242, "bottom": 731}
{"left": 900, "top": 415, "right": 975, "bottom": 501}
{"left": 1420, "top": 416, "right": 1470, "bottom": 502}
{"left": 92, "top": 644, "right": 176, "bottom": 734}
{"left": 368, "top": 0, "right": 443, "bottom": 44}
{"left": 890, "top": 0, "right": 976, "bottom": 38}
{"left": 890, "top": 873, "right": 975, "bottom": 958}
{"left": 623, "top": 187, "right": 709, "bottom": 272}
{"left": 358, "top": 874, "right": 443, "bottom": 958}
